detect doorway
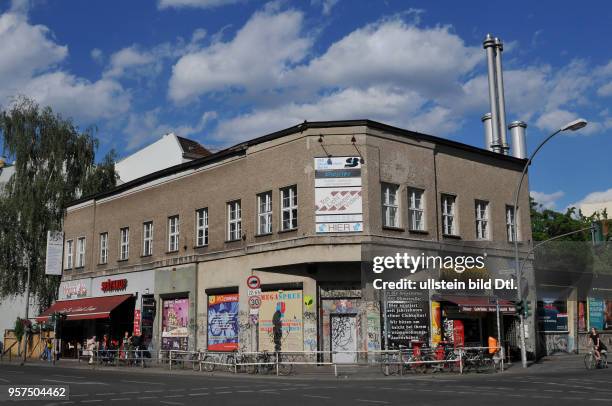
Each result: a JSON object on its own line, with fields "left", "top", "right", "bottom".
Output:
{"left": 331, "top": 314, "right": 357, "bottom": 363}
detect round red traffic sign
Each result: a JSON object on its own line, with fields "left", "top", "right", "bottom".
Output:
{"left": 249, "top": 296, "right": 261, "bottom": 309}
{"left": 246, "top": 275, "right": 261, "bottom": 289}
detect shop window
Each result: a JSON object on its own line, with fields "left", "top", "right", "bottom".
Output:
{"left": 382, "top": 183, "right": 399, "bottom": 228}
{"left": 441, "top": 194, "right": 457, "bottom": 235}
{"left": 65, "top": 239, "right": 73, "bottom": 269}
{"left": 120, "top": 227, "right": 129, "bottom": 260}
{"left": 168, "top": 216, "right": 180, "bottom": 252}
{"left": 76, "top": 237, "right": 86, "bottom": 268}
{"left": 99, "top": 233, "right": 108, "bottom": 264}
{"left": 196, "top": 208, "right": 208, "bottom": 246}
{"left": 257, "top": 192, "right": 272, "bottom": 235}
{"left": 408, "top": 188, "right": 425, "bottom": 231}
{"left": 537, "top": 300, "right": 568, "bottom": 332}
{"left": 143, "top": 222, "right": 153, "bottom": 256}
{"left": 475, "top": 200, "right": 489, "bottom": 240}
{"left": 280, "top": 186, "right": 297, "bottom": 231}
{"left": 227, "top": 200, "right": 242, "bottom": 241}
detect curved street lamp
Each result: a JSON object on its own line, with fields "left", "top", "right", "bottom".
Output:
{"left": 512, "top": 118, "right": 588, "bottom": 368}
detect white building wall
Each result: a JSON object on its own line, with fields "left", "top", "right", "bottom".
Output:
{"left": 115, "top": 134, "right": 184, "bottom": 184}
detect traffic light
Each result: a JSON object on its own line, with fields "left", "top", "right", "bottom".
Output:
{"left": 524, "top": 301, "right": 532, "bottom": 318}
{"left": 515, "top": 300, "right": 524, "bottom": 316}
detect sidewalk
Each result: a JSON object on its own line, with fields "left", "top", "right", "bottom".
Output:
{"left": 0, "top": 353, "right": 589, "bottom": 381}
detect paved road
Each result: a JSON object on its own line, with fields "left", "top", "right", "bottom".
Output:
{"left": 1, "top": 362, "right": 612, "bottom": 405}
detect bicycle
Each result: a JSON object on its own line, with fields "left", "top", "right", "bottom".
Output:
{"left": 584, "top": 349, "right": 608, "bottom": 370}
{"left": 248, "top": 351, "right": 293, "bottom": 376}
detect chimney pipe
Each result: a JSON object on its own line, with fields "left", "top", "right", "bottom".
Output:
{"left": 494, "top": 37, "right": 509, "bottom": 155}
{"left": 481, "top": 113, "right": 494, "bottom": 151}
{"left": 508, "top": 121, "right": 527, "bottom": 159}
{"left": 483, "top": 34, "right": 501, "bottom": 153}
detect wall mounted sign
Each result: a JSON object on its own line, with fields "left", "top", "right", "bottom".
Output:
{"left": 315, "top": 157, "right": 363, "bottom": 233}
{"left": 101, "top": 278, "right": 128, "bottom": 293}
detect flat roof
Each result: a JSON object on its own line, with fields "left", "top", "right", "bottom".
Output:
{"left": 68, "top": 119, "right": 526, "bottom": 208}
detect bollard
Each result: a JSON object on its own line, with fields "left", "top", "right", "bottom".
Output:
{"left": 169, "top": 350, "right": 172, "bottom": 370}
{"left": 459, "top": 348, "right": 463, "bottom": 374}
{"left": 276, "top": 352, "right": 279, "bottom": 376}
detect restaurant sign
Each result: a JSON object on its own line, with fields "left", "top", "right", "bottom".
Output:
{"left": 101, "top": 278, "right": 128, "bottom": 293}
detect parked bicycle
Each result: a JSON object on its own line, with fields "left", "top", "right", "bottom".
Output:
{"left": 247, "top": 351, "right": 293, "bottom": 376}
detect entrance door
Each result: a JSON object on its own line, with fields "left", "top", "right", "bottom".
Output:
{"left": 331, "top": 314, "right": 357, "bottom": 363}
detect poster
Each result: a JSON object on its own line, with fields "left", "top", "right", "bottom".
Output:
{"left": 45, "top": 231, "right": 64, "bottom": 275}
{"left": 385, "top": 290, "right": 430, "bottom": 345}
{"left": 537, "top": 301, "right": 569, "bottom": 332}
{"left": 431, "top": 301, "right": 441, "bottom": 345}
{"left": 589, "top": 297, "right": 605, "bottom": 330}
{"left": 258, "top": 290, "right": 303, "bottom": 351}
{"left": 133, "top": 309, "right": 141, "bottom": 336}
{"left": 207, "top": 294, "right": 239, "bottom": 351}
{"left": 161, "top": 298, "right": 189, "bottom": 351}
{"left": 315, "top": 157, "right": 363, "bottom": 233}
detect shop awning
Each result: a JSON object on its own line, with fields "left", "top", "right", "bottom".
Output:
{"left": 435, "top": 295, "right": 516, "bottom": 314}
{"left": 36, "top": 294, "right": 133, "bottom": 322}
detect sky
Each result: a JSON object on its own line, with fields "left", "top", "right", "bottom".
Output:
{"left": 0, "top": 0, "right": 611, "bottom": 212}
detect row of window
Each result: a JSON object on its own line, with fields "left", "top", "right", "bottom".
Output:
{"left": 381, "top": 183, "right": 519, "bottom": 241}
{"left": 64, "top": 186, "right": 298, "bottom": 268}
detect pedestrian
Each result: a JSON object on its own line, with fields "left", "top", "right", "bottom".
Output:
{"left": 589, "top": 327, "right": 607, "bottom": 368}
{"left": 86, "top": 335, "right": 97, "bottom": 364}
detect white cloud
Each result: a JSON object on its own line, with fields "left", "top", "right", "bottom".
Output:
{"left": 598, "top": 82, "right": 612, "bottom": 97}
{"left": 213, "top": 85, "right": 456, "bottom": 143}
{"left": 104, "top": 46, "right": 155, "bottom": 78}
{"left": 168, "top": 8, "right": 312, "bottom": 102}
{"left": 311, "top": 0, "right": 340, "bottom": 15}
{"left": 576, "top": 188, "right": 612, "bottom": 204}
{"left": 0, "top": 9, "right": 130, "bottom": 123}
{"left": 535, "top": 109, "right": 579, "bottom": 132}
{"left": 90, "top": 48, "right": 104, "bottom": 64}
{"left": 158, "top": 0, "right": 241, "bottom": 9}
{"left": 530, "top": 190, "right": 565, "bottom": 209}
{"left": 570, "top": 188, "right": 612, "bottom": 216}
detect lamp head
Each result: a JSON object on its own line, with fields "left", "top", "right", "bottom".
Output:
{"left": 561, "top": 118, "right": 587, "bottom": 132}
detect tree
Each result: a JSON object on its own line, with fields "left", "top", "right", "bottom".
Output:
{"left": 0, "top": 97, "right": 118, "bottom": 309}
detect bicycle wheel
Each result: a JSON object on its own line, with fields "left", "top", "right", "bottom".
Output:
{"left": 584, "top": 353, "right": 595, "bottom": 370}
{"left": 192, "top": 354, "right": 201, "bottom": 371}
{"left": 277, "top": 361, "right": 293, "bottom": 376}
{"left": 380, "top": 354, "right": 400, "bottom": 376}
{"left": 202, "top": 355, "right": 216, "bottom": 372}
{"left": 225, "top": 354, "right": 236, "bottom": 373}
{"left": 246, "top": 355, "right": 258, "bottom": 374}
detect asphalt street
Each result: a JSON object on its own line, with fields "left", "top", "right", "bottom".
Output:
{"left": 1, "top": 361, "right": 612, "bottom": 406}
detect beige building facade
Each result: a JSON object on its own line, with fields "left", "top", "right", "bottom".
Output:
{"left": 49, "top": 120, "right": 534, "bottom": 358}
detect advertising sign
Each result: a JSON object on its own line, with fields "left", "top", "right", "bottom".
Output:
{"left": 385, "top": 290, "right": 430, "bottom": 345}
{"left": 207, "top": 294, "right": 239, "bottom": 351}
{"left": 315, "top": 157, "right": 362, "bottom": 233}
{"left": 589, "top": 297, "right": 605, "bottom": 330}
{"left": 45, "top": 231, "right": 64, "bottom": 275}
{"left": 161, "top": 298, "right": 189, "bottom": 351}
{"left": 258, "top": 290, "right": 303, "bottom": 351}
{"left": 133, "top": 309, "right": 141, "bottom": 336}
{"left": 431, "top": 301, "right": 441, "bottom": 345}
{"left": 59, "top": 278, "right": 91, "bottom": 300}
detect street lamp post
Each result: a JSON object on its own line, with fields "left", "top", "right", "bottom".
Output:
{"left": 512, "top": 118, "right": 587, "bottom": 368}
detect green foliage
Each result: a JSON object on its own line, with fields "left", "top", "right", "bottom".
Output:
{"left": 0, "top": 97, "right": 117, "bottom": 309}
{"left": 530, "top": 197, "right": 591, "bottom": 242}
{"left": 14, "top": 317, "right": 24, "bottom": 341}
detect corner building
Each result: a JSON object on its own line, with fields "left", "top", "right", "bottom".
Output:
{"left": 53, "top": 120, "right": 534, "bottom": 359}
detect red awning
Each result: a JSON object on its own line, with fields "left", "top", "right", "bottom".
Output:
{"left": 36, "top": 294, "right": 133, "bottom": 322}
{"left": 436, "top": 295, "right": 516, "bottom": 314}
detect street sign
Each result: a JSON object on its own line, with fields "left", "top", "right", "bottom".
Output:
{"left": 246, "top": 275, "right": 260, "bottom": 289}
{"left": 249, "top": 296, "right": 261, "bottom": 309}
{"left": 247, "top": 288, "right": 261, "bottom": 297}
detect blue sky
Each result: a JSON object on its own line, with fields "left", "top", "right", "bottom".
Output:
{"left": 1, "top": 0, "right": 611, "bottom": 211}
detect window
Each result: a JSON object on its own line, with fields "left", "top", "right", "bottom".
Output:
{"left": 441, "top": 194, "right": 457, "bottom": 235}
{"left": 280, "top": 186, "right": 298, "bottom": 231}
{"left": 65, "top": 240, "right": 73, "bottom": 269}
{"left": 382, "top": 183, "right": 400, "bottom": 228}
{"left": 408, "top": 188, "right": 425, "bottom": 231}
{"left": 99, "top": 233, "right": 108, "bottom": 264}
{"left": 143, "top": 222, "right": 153, "bottom": 256}
{"left": 257, "top": 192, "right": 272, "bottom": 234}
{"left": 168, "top": 216, "right": 180, "bottom": 252}
{"left": 506, "top": 205, "right": 518, "bottom": 242}
{"left": 227, "top": 200, "right": 242, "bottom": 240}
{"left": 475, "top": 200, "right": 489, "bottom": 240}
{"left": 196, "top": 208, "right": 208, "bottom": 246}
{"left": 76, "top": 237, "right": 86, "bottom": 267}
{"left": 120, "top": 227, "right": 129, "bottom": 260}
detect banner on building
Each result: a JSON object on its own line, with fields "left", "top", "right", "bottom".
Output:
{"left": 431, "top": 301, "right": 441, "bottom": 345}
{"left": 161, "top": 298, "right": 189, "bottom": 351}
{"left": 315, "top": 157, "right": 362, "bottom": 233}
{"left": 588, "top": 297, "right": 605, "bottom": 330}
{"left": 133, "top": 309, "right": 141, "bottom": 336}
{"left": 385, "top": 289, "right": 430, "bottom": 345}
{"left": 258, "top": 290, "right": 303, "bottom": 351}
{"left": 45, "top": 231, "right": 64, "bottom": 275}
{"left": 207, "top": 294, "right": 239, "bottom": 351}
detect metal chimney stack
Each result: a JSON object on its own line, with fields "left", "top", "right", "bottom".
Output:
{"left": 482, "top": 34, "right": 509, "bottom": 155}
{"left": 508, "top": 121, "right": 527, "bottom": 159}
{"left": 481, "top": 113, "right": 494, "bottom": 151}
